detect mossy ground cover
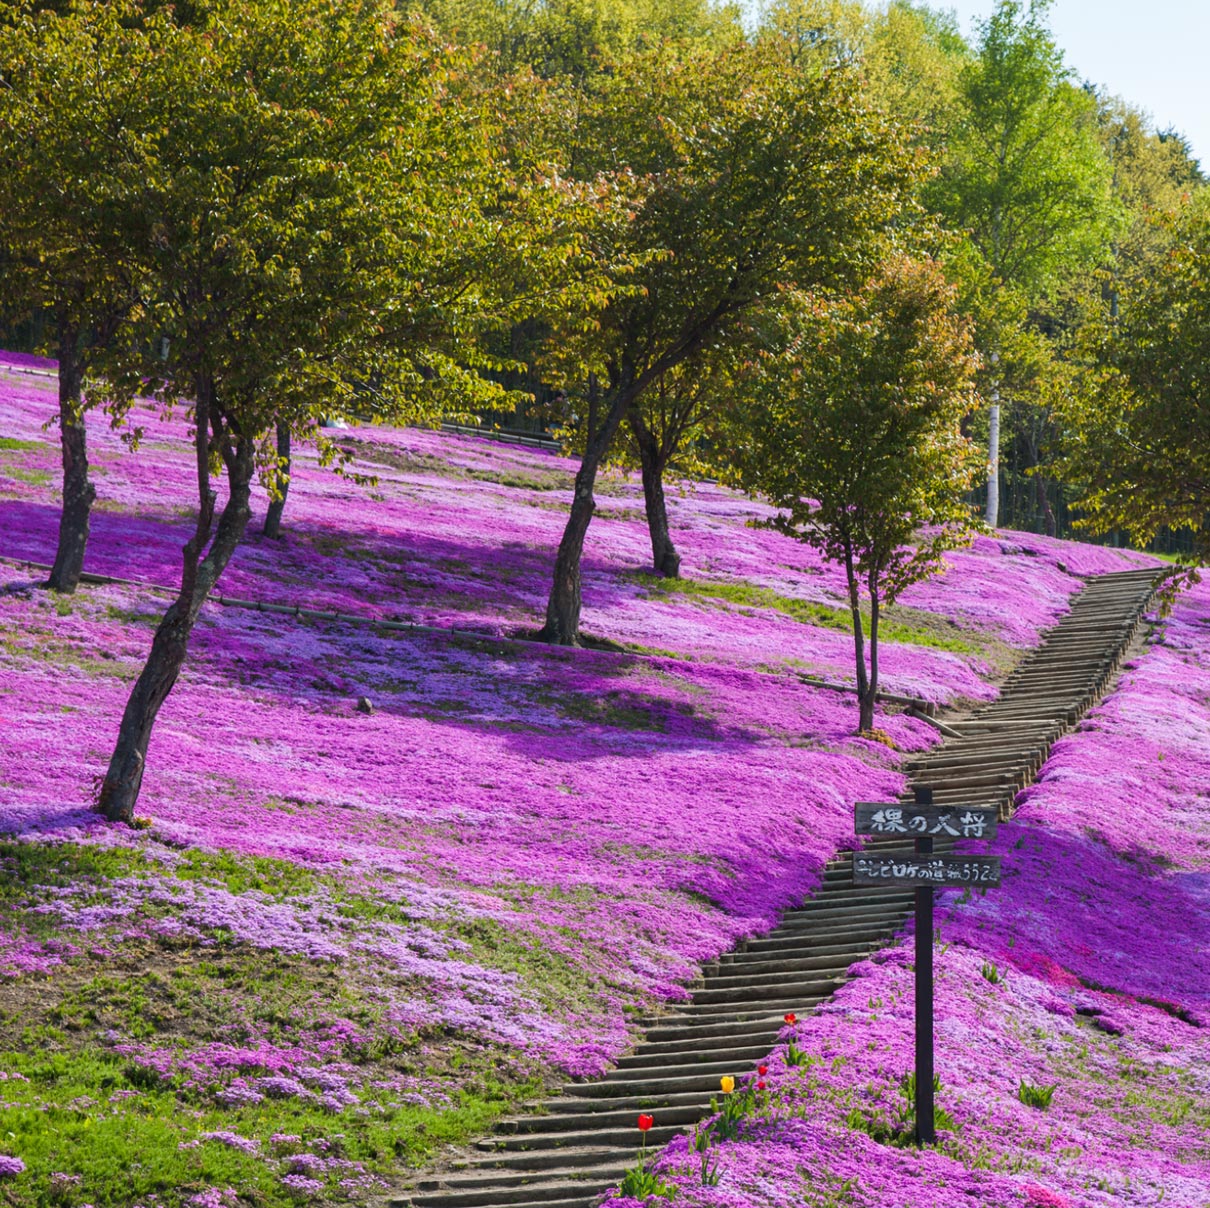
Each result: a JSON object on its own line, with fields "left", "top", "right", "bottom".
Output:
{"left": 0, "top": 842, "right": 557, "bottom": 1207}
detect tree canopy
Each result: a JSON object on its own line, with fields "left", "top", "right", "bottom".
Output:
{"left": 0, "top": 0, "right": 173, "bottom": 591}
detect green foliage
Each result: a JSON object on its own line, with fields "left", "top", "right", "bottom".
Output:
{"left": 1097, "top": 97, "right": 1206, "bottom": 288}
{"left": 865, "top": 1, "right": 970, "bottom": 133}
{"left": 1018, "top": 1078, "right": 1058, "bottom": 1109}
{"left": 708, "top": 1083, "right": 756, "bottom": 1141}
{"left": 847, "top": 1072, "right": 955, "bottom": 1146}
{"left": 929, "top": 0, "right": 1118, "bottom": 297}
{"left": 547, "top": 36, "right": 924, "bottom": 399}
{"left": 691, "top": 1125, "right": 722, "bottom": 1185}
{"left": 981, "top": 961, "right": 1003, "bottom": 984}
{"left": 919, "top": 0, "right": 1118, "bottom": 528}
{"left": 619, "top": 1159, "right": 678, "bottom": 1200}
{"left": 1057, "top": 198, "right": 1210, "bottom": 565}
{"left": 420, "top": 0, "right": 743, "bottom": 81}
{"left": 0, "top": 0, "right": 172, "bottom": 412}
{"left": 729, "top": 255, "right": 982, "bottom": 727}
{"left": 136, "top": 0, "right": 526, "bottom": 440}
{"left": 784, "top": 1038, "right": 816, "bottom": 1068}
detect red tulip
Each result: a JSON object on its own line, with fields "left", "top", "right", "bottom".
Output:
{"left": 783, "top": 1012, "right": 797, "bottom": 1025}
{"left": 758, "top": 1064, "right": 768, "bottom": 1076}
{"left": 757, "top": 1079, "right": 766, "bottom": 1090}
{"left": 637, "top": 1114, "right": 654, "bottom": 1132}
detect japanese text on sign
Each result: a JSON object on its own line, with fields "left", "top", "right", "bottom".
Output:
{"left": 854, "top": 803, "right": 998, "bottom": 840}
{"left": 852, "top": 853, "right": 1001, "bottom": 887}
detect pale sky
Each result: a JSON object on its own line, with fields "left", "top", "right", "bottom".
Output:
{"left": 743, "top": 1, "right": 1209, "bottom": 171}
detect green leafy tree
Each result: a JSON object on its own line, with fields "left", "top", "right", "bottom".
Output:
{"left": 927, "top": 0, "right": 1117, "bottom": 527}
{"left": 536, "top": 36, "right": 924, "bottom": 643}
{"left": 96, "top": 0, "right": 614, "bottom": 822}
{"left": 730, "top": 256, "right": 981, "bottom": 731}
{"left": 864, "top": 2, "right": 969, "bottom": 135}
{"left": 760, "top": 0, "right": 868, "bottom": 65}
{"left": 1057, "top": 198, "right": 1210, "bottom": 567}
{"left": 0, "top": 0, "right": 171, "bottom": 592}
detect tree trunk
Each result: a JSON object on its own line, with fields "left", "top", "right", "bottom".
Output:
{"left": 629, "top": 410, "right": 680, "bottom": 578}
{"left": 985, "top": 399, "right": 1000, "bottom": 528}
{"left": 97, "top": 386, "right": 255, "bottom": 823}
{"left": 861, "top": 580, "right": 880, "bottom": 734}
{"left": 1035, "top": 473, "right": 1056, "bottom": 538}
{"left": 46, "top": 328, "right": 95, "bottom": 594}
{"left": 262, "top": 423, "right": 291, "bottom": 539}
{"left": 540, "top": 380, "right": 635, "bottom": 645}
{"left": 843, "top": 544, "right": 873, "bottom": 733}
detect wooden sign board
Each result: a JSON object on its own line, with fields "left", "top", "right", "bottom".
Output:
{"left": 854, "top": 803, "right": 998, "bottom": 841}
{"left": 853, "top": 852, "right": 1001, "bottom": 888}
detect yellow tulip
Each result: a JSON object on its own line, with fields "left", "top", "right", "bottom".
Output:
{"left": 720, "top": 1076, "right": 735, "bottom": 1094}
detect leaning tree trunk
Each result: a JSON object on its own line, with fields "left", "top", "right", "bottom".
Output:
{"left": 46, "top": 327, "right": 95, "bottom": 593}
{"left": 541, "top": 379, "right": 637, "bottom": 645}
{"left": 629, "top": 411, "right": 680, "bottom": 578}
{"left": 97, "top": 387, "right": 255, "bottom": 823}
{"left": 262, "top": 422, "right": 291, "bottom": 539}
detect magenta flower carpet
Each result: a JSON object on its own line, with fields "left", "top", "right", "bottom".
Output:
{"left": 0, "top": 353, "right": 1195, "bottom": 1207}
{"left": 607, "top": 586, "right": 1210, "bottom": 1207}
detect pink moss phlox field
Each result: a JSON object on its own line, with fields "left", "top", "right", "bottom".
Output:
{"left": 941, "top": 579, "right": 1210, "bottom": 1019}
{"left": 0, "top": 353, "right": 1173, "bottom": 1189}
{"left": 604, "top": 589, "right": 1210, "bottom": 1206}
{"left": 0, "top": 354, "right": 1153, "bottom": 676}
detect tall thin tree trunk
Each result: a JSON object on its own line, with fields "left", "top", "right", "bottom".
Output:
{"left": 629, "top": 411, "right": 680, "bottom": 578}
{"left": 984, "top": 399, "right": 1000, "bottom": 528}
{"left": 262, "top": 422, "right": 291, "bottom": 539}
{"left": 46, "top": 326, "right": 95, "bottom": 593}
{"left": 861, "top": 578, "right": 880, "bottom": 734}
{"left": 97, "top": 385, "right": 255, "bottom": 823}
{"left": 1035, "top": 473, "right": 1056, "bottom": 537}
{"left": 843, "top": 544, "right": 871, "bottom": 733}
{"left": 541, "top": 380, "right": 635, "bottom": 645}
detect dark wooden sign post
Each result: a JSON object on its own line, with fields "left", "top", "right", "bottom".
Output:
{"left": 853, "top": 787, "right": 1000, "bottom": 1145}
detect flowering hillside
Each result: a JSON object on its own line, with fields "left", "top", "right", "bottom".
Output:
{"left": 0, "top": 354, "right": 1164, "bottom": 1207}
{"left": 608, "top": 586, "right": 1210, "bottom": 1207}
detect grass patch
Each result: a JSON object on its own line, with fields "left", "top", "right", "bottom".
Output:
{"left": 0, "top": 437, "right": 42, "bottom": 452}
{"left": 171, "top": 848, "right": 319, "bottom": 901}
{"left": 546, "top": 686, "right": 686, "bottom": 731}
{"left": 0, "top": 1039, "right": 534, "bottom": 1208}
{"left": 630, "top": 573, "right": 998, "bottom": 657}
{"left": 0, "top": 840, "right": 150, "bottom": 884}
{"left": 104, "top": 604, "right": 164, "bottom": 627}
{"left": 0, "top": 466, "right": 53, "bottom": 486}
{"left": 0, "top": 895, "right": 553, "bottom": 1208}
